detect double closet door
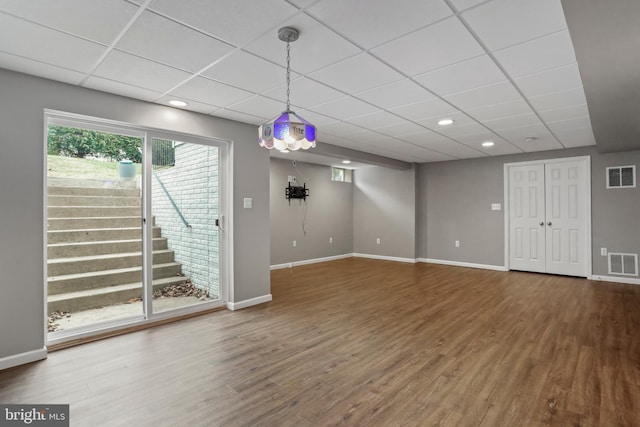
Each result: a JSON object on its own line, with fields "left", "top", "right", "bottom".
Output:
{"left": 507, "top": 157, "right": 590, "bottom": 277}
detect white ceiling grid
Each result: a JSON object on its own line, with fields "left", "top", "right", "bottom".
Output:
{"left": 0, "top": 0, "right": 595, "bottom": 163}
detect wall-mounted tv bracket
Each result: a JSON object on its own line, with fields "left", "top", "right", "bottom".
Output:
{"left": 286, "top": 182, "right": 309, "bottom": 203}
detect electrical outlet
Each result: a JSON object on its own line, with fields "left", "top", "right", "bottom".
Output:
{"left": 376, "top": 238, "right": 381, "bottom": 245}
{"left": 601, "top": 248, "right": 607, "bottom": 256}
{"left": 329, "top": 237, "right": 333, "bottom": 244}
{"left": 293, "top": 240, "right": 296, "bottom": 247}
{"left": 455, "top": 240, "right": 460, "bottom": 247}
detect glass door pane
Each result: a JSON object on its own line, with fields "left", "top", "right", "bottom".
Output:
{"left": 46, "top": 124, "right": 144, "bottom": 333}
{"left": 150, "top": 138, "right": 220, "bottom": 314}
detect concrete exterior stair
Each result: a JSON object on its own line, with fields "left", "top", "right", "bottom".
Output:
{"left": 47, "top": 178, "right": 187, "bottom": 313}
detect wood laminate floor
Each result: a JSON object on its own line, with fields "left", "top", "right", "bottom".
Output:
{"left": 1, "top": 259, "right": 639, "bottom": 426}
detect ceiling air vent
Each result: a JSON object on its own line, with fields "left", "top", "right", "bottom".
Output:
{"left": 608, "top": 253, "right": 638, "bottom": 276}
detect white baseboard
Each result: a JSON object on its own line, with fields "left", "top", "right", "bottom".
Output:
{"left": 591, "top": 275, "right": 640, "bottom": 286}
{"left": 270, "top": 253, "right": 352, "bottom": 270}
{"left": 418, "top": 258, "right": 508, "bottom": 272}
{"left": 353, "top": 253, "right": 417, "bottom": 263}
{"left": 0, "top": 347, "right": 47, "bottom": 371}
{"left": 226, "top": 294, "right": 272, "bottom": 311}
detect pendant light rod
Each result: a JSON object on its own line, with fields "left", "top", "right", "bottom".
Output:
{"left": 278, "top": 27, "right": 299, "bottom": 112}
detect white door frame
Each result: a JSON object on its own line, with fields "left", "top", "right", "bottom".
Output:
{"left": 503, "top": 155, "right": 592, "bottom": 278}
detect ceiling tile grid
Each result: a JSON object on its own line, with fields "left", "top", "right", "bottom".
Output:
{"left": 0, "top": 0, "right": 599, "bottom": 164}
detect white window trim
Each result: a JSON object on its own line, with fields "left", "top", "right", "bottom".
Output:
{"left": 606, "top": 165, "right": 636, "bottom": 188}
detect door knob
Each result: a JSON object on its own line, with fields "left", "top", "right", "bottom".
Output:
{"left": 539, "top": 222, "right": 544, "bottom": 226}
{"left": 547, "top": 222, "right": 552, "bottom": 226}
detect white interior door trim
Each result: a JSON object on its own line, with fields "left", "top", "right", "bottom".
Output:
{"left": 504, "top": 155, "right": 592, "bottom": 278}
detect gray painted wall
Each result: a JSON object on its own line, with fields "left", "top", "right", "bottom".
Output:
{"left": 270, "top": 158, "right": 352, "bottom": 265}
{"left": 417, "top": 145, "right": 640, "bottom": 276}
{"left": 353, "top": 165, "right": 416, "bottom": 259}
{"left": 0, "top": 68, "right": 270, "bottom": 361}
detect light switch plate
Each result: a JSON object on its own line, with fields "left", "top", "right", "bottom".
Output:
{"left": 243, "top": 198, "right": 252, "bottom": 209}
{"left": 491, "top": 203, "right": 501, "bottom": 211}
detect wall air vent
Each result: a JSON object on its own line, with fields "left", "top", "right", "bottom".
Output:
{"left": 608, "top": 253, "right": 638, "bottom": 276}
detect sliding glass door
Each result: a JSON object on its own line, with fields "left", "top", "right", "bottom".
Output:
{"left": 148, "top": 136, "right": 221, "bottom": 314}
{"left": 46, "top": 112, "right": 227, "bottom": 341}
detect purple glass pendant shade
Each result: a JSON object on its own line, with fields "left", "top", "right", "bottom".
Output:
{"left": 259, "top": 110, "right": 317, "bottom": 151}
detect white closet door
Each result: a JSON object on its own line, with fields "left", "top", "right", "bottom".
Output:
{"left": 508, "top": 164, "right": 546, "bottom": 273}
{"left": 545, "top": 160, "right": 587, "bottom": 276}
{"left": 507, "top": 158, "right": 589, "bottom": 277}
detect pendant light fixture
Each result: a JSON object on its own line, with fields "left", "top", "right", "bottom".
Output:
{"left": 259, "top": 27, "right": 317, "bottom": 151}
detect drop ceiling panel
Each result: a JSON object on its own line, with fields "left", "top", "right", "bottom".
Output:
{"left": 527, "top": 87, "right": 587, "bottom": 112}
{"left": 209, "top": 108, "right": 265, "bottom": 125}
{"left": 348, "top": 129, "right": 400, "bottom": 145}
{"left": 371, "top": 17, "right": 485, "bottom": 76}
{"left": 444, "top": 81, "right": 522, "bottom": 111}
{"left": 262, "top": 77, "right": 344, "bottom": 108}
{"left": 391, "top": 98, "right": 459, "bottom": 121}
{"left": 462, "top": 0, "right": 568, "bottom": 51}
{"left": 244, "top": 13, "right": 361, "bottom": 75}
{"left": 223, "top": 95, "right": 281, "bottom": 119}
{"left": 345, "top": 111, "right": 406, "bottom": 130}
{"left": 317, "top": 132, "right": 355, "bottom": 146}
{"left": 202, "top": 51, "right": 286, "bottom": 94}
{"left": 493, "top": 30, "right": 576, "bottom": 78}
{"left": 537, "top": 104, "right": 590, "bottom": 123}
{"left": 514, "top": 63, "right": 583, "bottom": 98}
{"left": 450, "top": 0, "right": 488, "bottom": 12}
{"left": 501, "top": 127, "right": 563, "bottom": 152}
{"left": 306, "top": 0, "right": 452, "bottom": 49}
{"left": 482, "top": 113, "right": 543, "bottom": 131}
{"left": 354, "top": 79, "right": 436, "bottom": 110}
{"left": 416, "top": 111, "right": 478, "bottom": 130}
{"left": 465, "top": 99, "right": 534, "bottom": 122}
{"left": 437, "top": 122, "right": 489, "bottom": 138}
{"left": 319, "top": 120, "right": 365, "bottom": 137}
{"left": 293, "top": 110, "right": 337, "bottom": 126}
{"left": 0, "top": 0, "right": 138, "bottom": 44}
{"left": 454, "top": 134, "right": 521, "bottom": 156}
{"left": 0, "top": 14, "right": 106, "bottom": 73}
{"left": 93, "top": 50, "right": 193, "bottom": 93}
{"left": 376, "top": 121, "right": 428, "bottom": 137}
{"left": 498, "top": 123, "right": 558, "bottom": 142}
{"left": 308, "top": 53, "right": 403, "bottom": 94}
{"left": 155, "top": 95, "right": 218, "bottom": 113}
{"left": 309, "top": 96, "right": 379, "bottom": 120}
{"left": 148, "top": 0, "right": 299, "bottom": 46}
{"left": 414, "top": 55, "right": 507, "bottom": 97}
{"left": 287, "top": 0, "right": 316, "bottom": 8}
{"left": 546, "top": 116, "right": 592, "bottom": 133}
{"left": 170, "top": 76, "right": 254, "bottom": 108}
{"left": 400, "top": 132, "right": 487, "bottom": 159}
{"left": 85, "top": 76, "right": 164, "bottom": 102}
{"left": 0, "top": 51, "right": 85, "bottom": 85}
{"left": 117, "top": 11, "right": 234, "bottom": 73}
{"left": 553, "top": 127, "right": 596, "bottom": 148}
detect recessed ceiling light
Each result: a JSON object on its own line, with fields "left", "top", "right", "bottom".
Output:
{"left": 438, "top": 118, "right": 454, "bottom": 126}
{"left": 342, "top": 160, "right": 351, "bottom": 164}
{"left": 524, "top": 137, "right": 538, "bottom": 142}
{"left": 482, "top": 141, "right": 495, "bottom": 147}
{"left": 169, "top": 100, "right": 188, "bottom": 107}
